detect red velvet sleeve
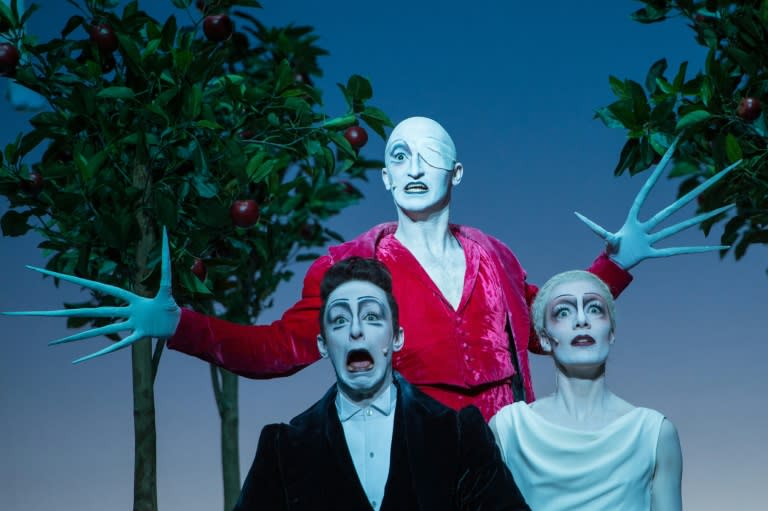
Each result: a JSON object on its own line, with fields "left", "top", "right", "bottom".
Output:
{"left": 526, "top": 251, "right": 633, "bottom": 354}
{"left": 166, "top": 255, "right": 333, "bottom": 379}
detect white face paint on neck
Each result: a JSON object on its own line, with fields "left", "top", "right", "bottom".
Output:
{"left": 381, "top": 117, "right": 463, "bottom": 216}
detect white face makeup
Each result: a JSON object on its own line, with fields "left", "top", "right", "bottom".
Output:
{"left": 381, "top": 117, "right": 463, "bottom": 215}
{"left": 317, "top": 280, "right": 404, "bottom": 404}
{"left": 542, "top": 279, "right": 615, "bottom": 368}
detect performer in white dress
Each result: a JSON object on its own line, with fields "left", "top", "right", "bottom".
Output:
{"left": 490, "top": 270, "right": 682, "bottom": 511}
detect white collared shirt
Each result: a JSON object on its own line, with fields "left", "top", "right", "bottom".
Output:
{"left": 335, "top": 383, "right": 397, "bottom": 511}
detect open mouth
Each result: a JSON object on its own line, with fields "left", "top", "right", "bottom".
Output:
{"left": 571, "top": 335, "right": 596, "bottom": 347}
{"left": 346, "top": 349, "right": 374, "bottom": 372}
{"left": 404, "top": 182, "right": 428, "bottom": 193}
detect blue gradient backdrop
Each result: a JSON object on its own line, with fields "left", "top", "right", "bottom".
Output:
{"left": 2, "top": 1, "right": 766, "bottom": 509}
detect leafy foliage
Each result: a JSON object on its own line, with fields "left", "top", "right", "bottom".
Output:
{"left": 0, "top": 0, "right": 391, "bottom": 323}
{"left": 596, "top": 0, "right": 768, "bottom": 269}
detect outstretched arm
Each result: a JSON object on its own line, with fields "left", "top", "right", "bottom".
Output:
{"left": 3, "top": 228, "right": 180, "bottom": 364}
{"left": 576, "top": 136, "right": 741, "bottom": 270}
{"left": 652, "top": 418, "right": 683, "bottom": 511}
{"left": 4, "top": 227, "right": 325, "bottom": 376}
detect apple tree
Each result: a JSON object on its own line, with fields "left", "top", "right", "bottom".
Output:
{"left": 0, "top": 0, "right": 391, "bottom": 510}
{"left": 595, "top": 0, "right": 767, "bottom": 273}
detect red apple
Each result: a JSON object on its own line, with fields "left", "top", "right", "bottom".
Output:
{"left": 90, "top": 24, "right": 119, "bottom": 53}
{"left": 0, "top": 43, "right": 20, "bottom": 77}
{"left": 191, "top": 258, "right": 207, "bottom": 281}
{"left": 737, "top": 97, "right": 762, "bottom": 122}
{"left": 344, "top": 125, "right": 368, "bottom": 150}
{"left": 203, "top": 15, "right": 233, "bottom": 42}
{"left": 230, "top": 199, "right": 260, "bottom": 228}
{"left": 21, "top": 170, "right": 44, "bottom": 195}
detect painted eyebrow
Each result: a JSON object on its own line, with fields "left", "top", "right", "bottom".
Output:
{"left": 387, "top": 140, "right": 411, "bottom": 153}
{"left": 357, "top": 297, "right": 387, "bottom": 314}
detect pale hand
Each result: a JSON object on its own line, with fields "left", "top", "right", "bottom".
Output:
{"left": 3, "top": 228, "right": 180, "bottom": 363}
{"left": 575, "top": 136, "right": 741, "bottom": 270}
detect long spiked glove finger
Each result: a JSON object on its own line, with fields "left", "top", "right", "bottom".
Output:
{"left": 650, "top": 244, "right": 731, "bottom": 259}
{"left": 2, "top": 227, "right": 181, "bottom": 362}
{"left": 627, "top": 135, "right": 681, "bottom": 220}
{"left": 646, "top": 160, "right": 741, "bottom": 229}
{"left": 48, "top": 320, "right": 133, "bottom": 345}
{"left": 574, "top": 211, "right": 618, "bottom": 245}
{"left": 649, "top": 204, "right": 735, "bottom": 243}
{"left": 72, "top": 332, "right": 144, "bottom": 364}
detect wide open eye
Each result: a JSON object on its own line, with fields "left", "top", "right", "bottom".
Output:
{"left": 552, "top": 305, "right": 571, "bottom": 319}
{"left": 330, "top": 314, "right": 350, "bottom": 328}
{"left": 586, "top": 302, "right": 605, "bottom": 315}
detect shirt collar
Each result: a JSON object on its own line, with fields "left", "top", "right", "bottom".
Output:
{"left": 335, "top": 382, "right": 397, "bottom": 422}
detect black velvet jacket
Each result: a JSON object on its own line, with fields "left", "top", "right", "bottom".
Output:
{"left": 235, "top": 373, "right": 530, "bottom": 511}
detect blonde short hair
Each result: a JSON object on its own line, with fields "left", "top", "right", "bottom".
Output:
{"left": 531, "top": 270, "right": 616, "bottom": 340}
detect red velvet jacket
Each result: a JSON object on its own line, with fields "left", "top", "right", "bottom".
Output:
{"left": 169, "top": 222, "right": 632, "bottom": 420}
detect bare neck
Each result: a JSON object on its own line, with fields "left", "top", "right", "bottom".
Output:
{"left": 550, "top": 364, "right": 613, "bottom": 420}
{"left": 393, "top": 206, "right": 456, "bottom": 256}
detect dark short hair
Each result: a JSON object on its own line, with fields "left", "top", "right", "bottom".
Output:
{"left": 319, "top": 257, "right": 399, "bottom": 334}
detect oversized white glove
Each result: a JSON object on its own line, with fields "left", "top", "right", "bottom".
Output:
{"left": 3, "top": 228, "right": 180, "bottom": 363}
{"left": 575, "top": 136, "right": 741, "bottom": 270}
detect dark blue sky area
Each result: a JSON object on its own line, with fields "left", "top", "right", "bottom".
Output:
{"left": 2, "top": 1, "right": 766, "bottom": 509}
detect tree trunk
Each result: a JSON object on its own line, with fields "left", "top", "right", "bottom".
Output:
{"left": 211, "top": 366, "right": 240, "bottom": 511}
{"left": 131, "top": 339, "right": 158, "bottom": 511}
{"left": 132, "top": 163, "right": 158, "bottom": 511}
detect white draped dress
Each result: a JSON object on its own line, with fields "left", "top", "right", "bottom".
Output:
{"left": 489, "top": 402, "right": 665, "bottom": 511}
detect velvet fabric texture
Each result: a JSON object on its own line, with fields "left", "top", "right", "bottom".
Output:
{"left": 235, "top": 373, "right": 531, "bottom": 511}
{"left": 169, "top": 222, "right": 632, "bottom": 420}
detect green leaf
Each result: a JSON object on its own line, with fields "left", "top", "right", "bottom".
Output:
{"left": 649, "top": 131, "right": 674, "bottom": 156}
{"left": 61, "top": 15, "right": 84, "bottom": 38}
{"left": 322, "top": 114, "right": 356, "bottom": 130}
{"left": 171, "top": 0, "right": 191, "bottom": 8}
{"left": 655, "top": 77, "right": 675, "bottom": 94}
{"left": 645, "top": 58, "right": 668, "bottom": 94}
{"left": 630, "top": 6, "right": 669, "bottom": 24}
{"left": 668, "top": 160, "right": 699, "bottom": 178}
{"left": 594, "top": 106, "right": 625, "bottom": 129}
{"left": 608, "top": 75, "right": 627, "bottom": 98}
{"left": 160, "top": 15, "right": 178, "bottom": 50}
{"left": 97, "top": 87, "right": 135, "bottom": 99}
{"left": 675, "top": 110, "right": 711, "bottom": 131}
{"left": 627, "top": 80, "right": 650, "bottom": 123}
{"left": 1, "top": 210, "right": 32, "bottom": 237}
{"left": 725, "top": 133, "right": 743, "bottom": 163}
{"left": 672, "top": 61, "right": 688, "bottom": 91}
{"left": 250, "top": 159, "right": 278, "bottom": 184}
{"left": 614, "top": 139, "right": 639, "bottom": 176}
{"left": 192, "top": 174, "right": 218, "bottom": 198}
{"left": 86, "top": 150, "right": 108, "bottom": 178}
{"left": 0, "top": 2, "right": 14, "bottom": 29}
{"left": 607, "top": 99, "right": 639, "bottom": 129}
{"left": 700, "top": 76, "right": 713, "bottom": 107}
{"left": 179, "top": 268, "right": 213, "bottom": 295}
{"left": 195, "top": 120, "right": 222, "bottom": 130}
{"left": 143, "top": 39, "right": 162, "bottom": 59}
{"left": 347, "top": 75, "right": 373, "bottom": 101}
{"left": 19, "top": 2, "right": 38, "bottom": 26}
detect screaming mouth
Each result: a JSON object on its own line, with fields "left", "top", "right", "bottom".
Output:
{"left": 347, "top": 349, "right": 374, "bottom": 372}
